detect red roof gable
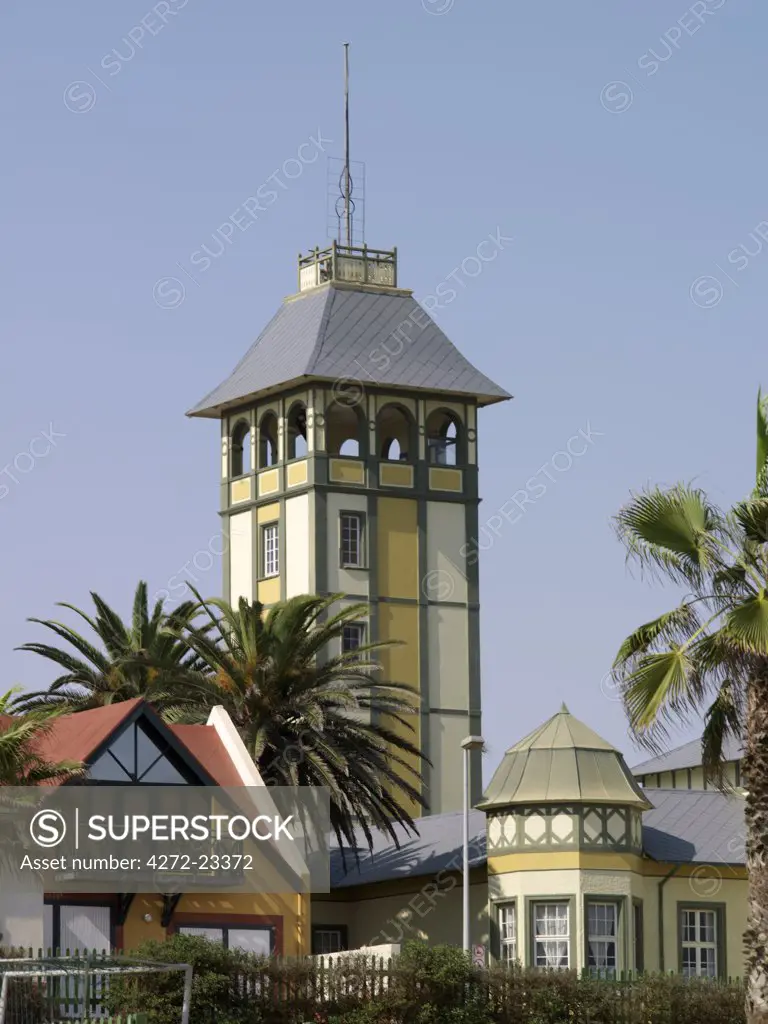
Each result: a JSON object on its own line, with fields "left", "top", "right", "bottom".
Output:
{"left": 2, "top": 699, "right": 245, "bottom": 788}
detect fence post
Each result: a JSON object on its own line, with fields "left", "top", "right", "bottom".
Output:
{"left": 181, "top": 965, "right": 193, "bottom": 1024}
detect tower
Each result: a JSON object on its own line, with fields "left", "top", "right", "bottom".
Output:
{"left": 188, "top": 243, "right": 509, "bottom": 814}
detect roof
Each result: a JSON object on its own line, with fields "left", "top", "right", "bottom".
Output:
{"left": 330, "top": 788, "right": 746, "bottom": 889}
{"left": 331, "top": 810, "right": 487, "bottom": 888}
{"left": 6, "top": 699, "right": 245, "bottom": 788}
{"left": 632, "top": 735, "right": 744, "bottom": 776}
{"left": 642, "top": 788, "right": 745, "bottom": 864}
{"left": 478, "top": 704, "right": 651, "bottom": 811}
{"left": 188, "top": 284, "right": 511, "bottom": 417}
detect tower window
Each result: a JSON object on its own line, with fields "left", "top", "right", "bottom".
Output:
{"left": 259, "top": 412, "right": 278, "bottom": 468}
{"left": 340, "top": 512, "right": 364, "bottom": 567}
{"left": 377, "top": 404, "right": 415, "bottom": 462}
{"left": 327, "top": 402, "right": 364, "bottom": 457}
{"left": 262, "top": 523, "right": 279, "bottom": 578}
{"left": 426, "top": 409, "right": 463, "bottom": 466}
{"left": 231, "top": 420, "right": 252, "bottom": 477}
{"left": 287, "top": 402, "right": 308, "bottom": 459}
{"left": 342, "top": 623, "right": 364, "bottom": 654}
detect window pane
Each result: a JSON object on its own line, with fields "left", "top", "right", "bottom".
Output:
{"left": 342, "top": 624, "right": 364, "bottom": 654}
{"left": 699, "top": 911, "right": 716, "bottom": 944}
{"left": 341, "top": 514, "right": 362, "bottom": 566}
{"left": 535, "top": 941, "right": 569, "bottom": 968}
{"left": 88, "top": 751, "right": 133, "bottom": 782}
{"left": 535, "top": 903, "right": 568, "bottom": 937}
{"left": 701, "top": 947, "right": 717, "bottom": 977}
{"left": 228, "top": 929, "right": 272, "bottom": 955}
{"left": 313, "top": 930, "right": 344, "bottom": 955}
{"left": 60, "top": 906, "right": 111, "bottom": 952}
{"left": 498, "top": 904, "right": 516, "bottom": 964}
{"left": 263, "top": 524, "right": 279, "bottom": 577}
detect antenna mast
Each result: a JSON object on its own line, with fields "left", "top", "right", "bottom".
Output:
{"left": 340, "top": 42, "right": 353, "bottom": 247}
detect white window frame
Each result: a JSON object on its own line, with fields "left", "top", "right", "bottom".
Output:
{"left": 497, "top": 903, "right": 517, "bottom": 965}
{"left": 532, "top": 901, "right": 570, "bottom": 969}
{"left": 262, "top": 523, "right": 279, "bottom": 578}
{"left": 681, "top": 908, "right": 719, "bottom": 978}
{"left": 586, "top": 901, "right": 618, "bottom": 977}
{"left": 340, "top": 512, "right": 364, "bottom": 567}
{"left": 342, "top": 623, "right": 365, "bottom": 655}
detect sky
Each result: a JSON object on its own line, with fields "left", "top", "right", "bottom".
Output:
{"left": 1, "top": 0, "right": 765, "bottom": 785}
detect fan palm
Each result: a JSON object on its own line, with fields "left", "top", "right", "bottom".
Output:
{"left": 172, "top": 591, "right": 427, "bottom": 853}
{"left": 14, "top": 581, "right": 200, "bottom": 715}
{"left": 611, "top": 390, "right": 768, "bottom": 1021}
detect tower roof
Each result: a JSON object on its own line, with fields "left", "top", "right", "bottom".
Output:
{"left": 478, "top": 705, "right": 652, "bottom": 811}
{"left": 187, "top": 281, "right": 510, "bottom": 418}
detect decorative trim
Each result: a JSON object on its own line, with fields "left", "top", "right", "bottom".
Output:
{"left": 380, "top": 462, "right": 414, "bottom": 488}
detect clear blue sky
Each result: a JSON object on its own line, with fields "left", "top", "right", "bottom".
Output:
{"left": 1, "top": 0, "right": 764, "bottom": 782}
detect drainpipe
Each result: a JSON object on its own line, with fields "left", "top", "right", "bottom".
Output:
{"left": 658, "top": 864, "right": 681, "bottom": 972}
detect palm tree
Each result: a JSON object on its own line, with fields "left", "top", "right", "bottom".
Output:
{"left": 0, "top": 689, "right": 82, "bottom": 785}
{"left": 611, "top": 390, "right": 768, "bottom": 1021}
{"left": 14, "top": 581, "right": 200, "bottom": 716}
{"left": 173, "top": 591, "right": 427, "bottom": 853}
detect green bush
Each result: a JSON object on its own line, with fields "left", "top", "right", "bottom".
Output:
{"left": 103, "top": 937, "right": 745, "bottom": 1024}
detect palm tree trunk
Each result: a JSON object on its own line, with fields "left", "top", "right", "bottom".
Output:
{"left": 745, "top": 670, "right": 768, "bottom": 1023}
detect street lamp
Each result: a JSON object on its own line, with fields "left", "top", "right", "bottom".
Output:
{"left": 461, "top": 734, "right": 484, "bottom": 953}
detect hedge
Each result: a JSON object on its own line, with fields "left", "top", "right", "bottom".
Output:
{"left": 101, "top": 936, "right": 746, "bottom": 1024}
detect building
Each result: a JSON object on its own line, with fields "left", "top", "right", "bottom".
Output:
{"left": 0, "top": 696, "right": 747, "bottom": 976}
{"left": 633, "top": 735, "right": 744, "bottom": 792}
{"left": 187, "top": 242, "right": 510, "bottom": 814}
{"left": 0, "top": 699, "right": 310, "bottom": 956}
{"left": 316, "top": 705, "right": 747, "bottom": 978}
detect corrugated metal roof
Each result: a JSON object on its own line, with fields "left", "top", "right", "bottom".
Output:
{"left": 188, "top": 284, "right": 511, "bottom": 417}
{"left": 331, "top": 810, "right": 487, "bottom": 889}
{"left": 477, "top": 706, "right": 651, "bottom": 811}
{"left": 632, "top": 735, "right": 744, "bottom": 776}
{"left": 642, "top": 788, "right": 745, "bottom": 864}
{"left": 329, "top": 789, "right": 746, "bottom": 888}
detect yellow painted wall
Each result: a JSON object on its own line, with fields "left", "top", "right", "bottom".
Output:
{"left": 377, "top": 498, "right": 418, "bottom": 599}
{"left": 122, "top": 892, "right": 310, "bottom": 956}
{"left": 377, "top": 601, "right": 421, "bottom": 818}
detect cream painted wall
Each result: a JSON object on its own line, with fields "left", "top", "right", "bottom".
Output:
{"left": 285, "top": 493, "right": 310, "bottom": 598}
{"left": 659, "top": 875, "right": 747, "bottom": 977}
{"left": 0, "top": 886, "right": 44, "bottom": 949}
{"left": 426, "top": 502, "right": 468, "bottom": 604}
{"left": 229, "top": 510, "right": 253, "bottom": 604}
{"left": 428, "top": 713, "right": 471, "bottom": 815}
{"left": 427, "top": 606, "right": 469, "bottom": 709}
{"left": 313, "top": 880, "right": 488, "bottom": 952}
{"left": 326, "top": 492, "right": 370, "bottom": 596}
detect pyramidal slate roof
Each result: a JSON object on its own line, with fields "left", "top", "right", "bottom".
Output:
{"left": 188, "top": 283, "right": 510, "bottom": 418}
{"left": 477, "top": 704, "right": 651, "bottom": 811}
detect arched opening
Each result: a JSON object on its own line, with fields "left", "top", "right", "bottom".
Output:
{"left": 258, "top": 411, "right": 278, "bottom": 468}
{"left": 231, "top": 420, "right": 251, "bottom": 477}
{"left": 327, "top": 402, "right": 365, "bottom": 458}
{"left": 286, "top": 403, "right": 308, "bottom": 459}
{"left": 426, "top": 409, "right": 463, "bottom": 466}
{"left": 377, "top": 404, "right": 415, "bottom": 462}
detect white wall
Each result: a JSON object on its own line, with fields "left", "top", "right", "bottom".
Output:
{"left": 229, "top": 510, "right": 253, "bottom": 604}
{"left": 285, "top": 493, "right": 310, "bottom": 597}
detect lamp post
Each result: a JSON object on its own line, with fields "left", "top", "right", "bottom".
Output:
{"left": 461, "top": 735, "right": 484, "bottom": 953}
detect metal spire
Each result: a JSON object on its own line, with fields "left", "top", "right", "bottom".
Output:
{"left": 336, "top": 42, "right": 355, "bottom": 247}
